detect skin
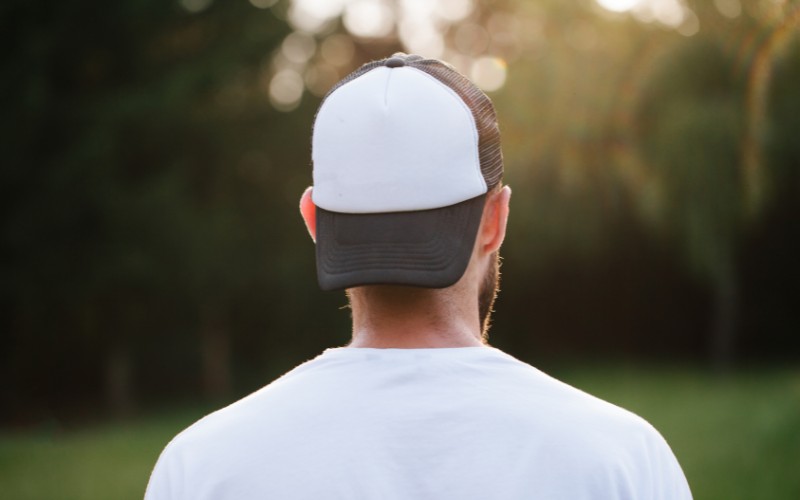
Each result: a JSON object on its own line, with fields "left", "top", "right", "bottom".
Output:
{"left": 300, "top": 185, "right": 511, "bottom": 349}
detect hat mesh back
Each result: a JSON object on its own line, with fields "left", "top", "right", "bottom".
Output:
{"left": 411, "top": 59, "right": 503, "bottom": 190}
{"left": 322, "top": 60, "right": 386, "bottom": 97}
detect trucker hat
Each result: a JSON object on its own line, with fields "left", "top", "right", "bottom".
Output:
{"left": 311, "top": 53, "right": 503, "bottom": 291}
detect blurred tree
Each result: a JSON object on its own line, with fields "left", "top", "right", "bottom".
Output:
{"left": 634, "top": 1, "right": 800, "bottom": 368}
{"left": 2, "top": 0, "right": 799, "bottom": 424}
{"left": 634, "top": 36, "right": 745, "bottom": 369}
{"left": 0, "top": 0, "right": 295, "bottom": 416}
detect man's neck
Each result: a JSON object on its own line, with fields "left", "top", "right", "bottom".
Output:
{"left": 347, "top": 285, "right": 484, "bottom": 349}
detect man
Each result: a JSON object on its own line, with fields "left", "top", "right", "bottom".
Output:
{"left": 145, "top": 53, "right": 692, "bottom": 499}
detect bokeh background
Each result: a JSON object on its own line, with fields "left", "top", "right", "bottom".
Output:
{"left": 1, "top": 0, "right": 799, "bottom": 498}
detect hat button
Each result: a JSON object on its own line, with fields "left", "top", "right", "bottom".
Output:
{"left": 385, "top": 56, "right": 406, "bottom": 68}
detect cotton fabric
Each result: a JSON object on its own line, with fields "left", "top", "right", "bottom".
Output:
{"left": 145, "top": 346, "right": 692, "bottom": 500}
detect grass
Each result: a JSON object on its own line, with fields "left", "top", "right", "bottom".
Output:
{"left": 0, "top": 409, "right": 204, "bottom": 500}
{"left": 1, "top": 366, "right": 798, "bottom": 499}
{"left": 559, "top": 364, "right": 800, "bottom": 500}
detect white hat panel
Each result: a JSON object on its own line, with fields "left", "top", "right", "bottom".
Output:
{"left": 312, "top": 66, "right": 487, "bottom": 214}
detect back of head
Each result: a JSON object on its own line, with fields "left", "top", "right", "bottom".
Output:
{"left": 310, "top": 53, "right": 504, "bottom": 292}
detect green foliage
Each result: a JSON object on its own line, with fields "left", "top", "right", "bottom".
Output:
{"left": 0, "top": 0, "right": 323, "bottom": 416}
{"left": 765, "top": 38, "right": 800, "bottom": 196}
{"left": 561, "top": 365, "right": 800, "bottom": 499}
{"left": 0, "top": 408, "right": 204, "bottom": 500}
{"left": 2, "top": 0, "right": 799, "bottom": 420}
{"left": 635, "top": 37, "right": 745, "bottom": 284}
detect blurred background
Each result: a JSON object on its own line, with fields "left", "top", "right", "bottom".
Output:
{"left": 1, "top": 0, "right": 798, "bottom": 498}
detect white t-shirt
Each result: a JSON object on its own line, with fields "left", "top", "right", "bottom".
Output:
{"left": 146, "top": 347, "right": 692, "bottom": 499}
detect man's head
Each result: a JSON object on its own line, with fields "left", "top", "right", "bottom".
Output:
{"left": 299, "top": 53, "right": 510, "bottom": 334}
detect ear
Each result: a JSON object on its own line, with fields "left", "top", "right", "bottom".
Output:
{"left": 477, "top": 185, "right": 511, "bottom": 256}
{"left": 299, "top": 186, "right": 317, "bottom": 242}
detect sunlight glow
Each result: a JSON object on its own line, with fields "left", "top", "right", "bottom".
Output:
{"left": 273, "top": 0, "right": 515, "bottom": 111}
{"left": 435, "top": 0, "right": 474, "bottom": 22}
{"left": 596, "top": 0, "right": 640, "bottom": 13}
{"left": 399, "top": 19, "right": 445, "bottom": 58}
{"left": 454, "top": 23, "right": 491, "bottom": 56}
{"left": 646, "top": 0, "right": 685, "bottom": 27}
{"left": 677, "top": 10, "right": 700, "bottom": 36}
{"left": 269, "top": 69, "right": 304, "bottom": 111}
{"left": 281, "top": 32, "right": 316, "bottom": 64}
{"left": 597, "top": 0, "right": 695, "bottom": 30}
{"left": 288, "top": 0, "right": 347, "bottom": 33}
{"left": 343, "top": 0, "right": 395, "bottom": 38}
{"left": 470, "top": 57, "right": 507, "bottom": 92}
{"left": 305, "top": 63, "right": 340, "bottom": 97}
{"left": 320, "top": 34, "right": 355, "bottom": 66}
{"left": 714, "top": 0, "right": 742, "bottom": 19}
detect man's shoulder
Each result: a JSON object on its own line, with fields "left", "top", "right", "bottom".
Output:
{"left": 147, "top": 348, "right": 691, "bottom": 500}
{"left": 163, "top": 354, "right": 329, "bottom": 452}
{"left": 146, "top": 355, "right": 327, "bottom": 498}
{"left": 479, "top": 351, "right": 666, "bottom": 444}
{"left": 484, "top": 353, "right": 689, "bottom": 496}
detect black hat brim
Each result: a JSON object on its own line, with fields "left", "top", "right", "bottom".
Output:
{"left": 315, "top": 194, "right": 486, "bottom": 291}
